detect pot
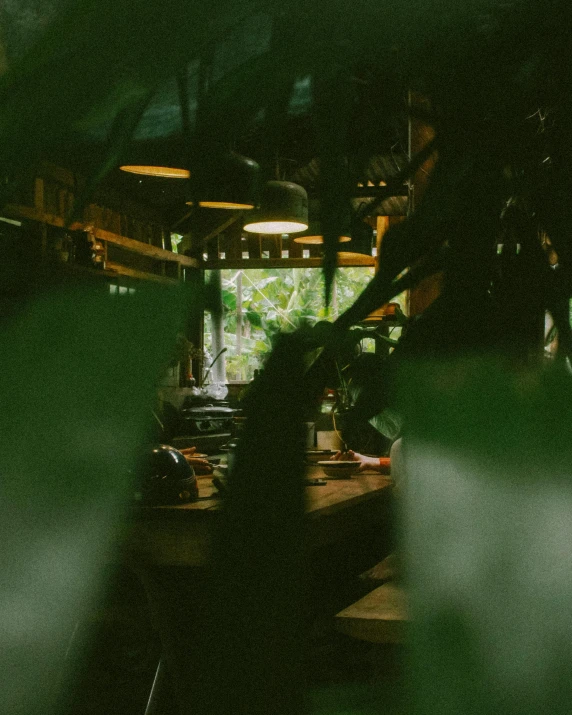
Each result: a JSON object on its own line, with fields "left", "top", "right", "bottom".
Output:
{"left": 179, "top": 403, "right": 236, "bottom": 436}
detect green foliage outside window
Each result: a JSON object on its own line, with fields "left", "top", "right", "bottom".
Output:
{"left": 205, "top": 267, "right": 408, "bottom": 381}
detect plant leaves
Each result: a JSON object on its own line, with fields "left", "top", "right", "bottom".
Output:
{"left": 0, "top": 273, "right": 189, "bottom": 715}
{"left": 246, "top": 309, "right": 262, "bottom": 327}
{"left": 199, "top": 329, "right": 315, "bottom": 715}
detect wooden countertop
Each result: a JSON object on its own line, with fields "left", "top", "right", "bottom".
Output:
{"left": 127, "top": 466, "right": 393, "bottom": 567}
{"left": 139, "top": 466, "right": 392, "bottom": 518}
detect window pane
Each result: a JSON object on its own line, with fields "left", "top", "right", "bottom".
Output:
{"left": 204, "top": 266, "right": 407, "bottom": 383}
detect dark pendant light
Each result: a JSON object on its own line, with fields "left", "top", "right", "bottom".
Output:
{"left": 119, "top": 138, "right": 190, "bottom": 179}
{"left": 293, "top": 225, "right": 352, "bottom": 244}
{"left": 293, "top": 198, "right": 352, "bottom": 244}
{"left": 186, "top": 152, "right": 261, "bottom": 209}
{"left": 120, "top": 73, "right": 191, "bottom": 179}
{"left": 243, "top": 180, "right": 308, "bottom": 234}
{"left": 120, "top": 165, "right": 189, "bottom": 179}
{"left": 293, "top": 201, "right": 352, "bottom": 244}
{"left": 337, "top": 217, "right": 374, "bottom": 258}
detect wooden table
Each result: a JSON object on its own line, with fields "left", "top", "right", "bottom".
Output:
{"left": 122, "top": 468, "right": 394, "bottom": 712}
{"left": 126, "top": 467, "right": 393, "bottom": 567}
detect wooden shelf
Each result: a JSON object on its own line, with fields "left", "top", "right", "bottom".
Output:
{"left": 30, "top": 259, "right": 179, "bottom": 286}
{"left": 4, "top": 203, "right": 199, "bottom": 270}
{"left": 4, "top": 202, "right": 375, "bottom": 274}
{"left": 92, "top": 227, "right": 197, "bottom": 268}
{"left": 105, "top": 261, "right": 179, "bottom": 285}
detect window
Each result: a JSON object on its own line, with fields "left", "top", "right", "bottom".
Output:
{"left": 109, "top": 283, "right": 136, "bottom": 295}
{"left": 204, "top": 267, "right": 407, "bottom": 382}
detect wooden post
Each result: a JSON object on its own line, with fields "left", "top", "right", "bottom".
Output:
{"left": 0, "top": 35, "right": 7, "bottom": 76}
{"left": 224, "top": 221, "right": 243, "bottom": 261}
{"left": 261, "top": 234, "right": 281, "bottom": 258}
{"left": 185, "top": 267, "right": 205, "bottom": 384}
{"left": 288, "top": 236, "right": 303, "bottom": 258}
{"left": 34, "top": 178, "right": 44, "bottom": 215}
{"left": 375, "top": 215, "right": 389, "bottom": 273}
{"left": 236, "top": 270, "right": 243, "bottom": 380}
{"left": 206, "top": 236, "right": 220, "bottom": 262}
{"left": 246, "top": 233, "right": 261, "bottom": 259}
{"left": 408, "top": 92, "right": 440, "bottom": 317}
{"left": 207, "top": 269, "right": 227, "bottom": 383}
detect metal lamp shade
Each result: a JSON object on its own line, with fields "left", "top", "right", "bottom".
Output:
{"left": 337, "top": 218, "right": 374, "bottom": 257}
{"left": 187, "top": 152, "right": 261, "bottom": 209}
{"left": 119, "top": 139, "right": 190, "bottom": 179}
{"left": 292, "top": 198, "right": 352, "bottom": 244}
{"left": 120, "top": 165, "right": 189, "bottom": 179}
{"left": 293, "top": 219, "right": 352, "bottom": 245}
{"left": 243, "top": 181, "right": 308, "bottom": 234}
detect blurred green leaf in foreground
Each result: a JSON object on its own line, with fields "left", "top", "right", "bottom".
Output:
{"left": 400, "top": 356, "right": 572, "bottom": 715}
{"left": 0, "top": 279, "right": 188, "bottom": 715}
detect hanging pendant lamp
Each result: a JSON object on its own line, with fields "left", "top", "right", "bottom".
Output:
{"left": 293, "top": 225, "right": 352, "bottom": 244}
{"left": 120, "top": 165, "right": 189, "bottom": 179}
{"left": 293, "top": 199, "right": 351, "bottom": 244}
{"left": 186, "top": 152, "right": 261, "bottom": 209}
{"left": 119, "top": 139, "right": 190, "bottom": 179}
{"left": 243, "top": 180, "right": 308, "bottom": 234}
{"left": 337, "top": 217, "right": 374, "bottom": 258}
{"left": 293, "top": 210, "right": 352, "bottom": 244}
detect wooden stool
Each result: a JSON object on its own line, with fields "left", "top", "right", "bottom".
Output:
{"left": 359, "top": 553, "right": 400, "bottom": 585}
{"left": 335, "top": 583, "right": 407, "bottom": 644}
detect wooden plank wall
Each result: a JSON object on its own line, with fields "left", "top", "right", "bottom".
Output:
{"left": 35, "top": 162, "right": 170, "bottom": 251}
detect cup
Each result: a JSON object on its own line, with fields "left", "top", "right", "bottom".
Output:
{"left": 316, "top": 430, "right": 344, "bottom": 451}
{"left": 304, "top": 422, "right": 316, "bottom": 449}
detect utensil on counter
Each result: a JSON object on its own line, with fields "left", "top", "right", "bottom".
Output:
{"left": 202, "top": 347, "right": 228, "bottom": 384}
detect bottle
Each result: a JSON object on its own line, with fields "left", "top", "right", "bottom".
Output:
{"left": 92, "top": 241, "right": 105, "bottom": 269}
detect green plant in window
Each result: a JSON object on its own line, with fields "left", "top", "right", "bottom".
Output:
{"left": 207, "top": 267, "right": 378, "bottom": 380}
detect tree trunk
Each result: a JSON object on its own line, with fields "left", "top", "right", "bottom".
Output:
{"left": 236, "top": 270, "right": 243, "bottom": 380}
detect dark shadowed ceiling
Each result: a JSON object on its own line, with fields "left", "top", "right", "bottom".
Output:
{"left": 1, "top": 1, "right": 410, "bottom": 228}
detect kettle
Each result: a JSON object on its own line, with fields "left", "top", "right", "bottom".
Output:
{"left": 140, "top": 444, "right": 199, "bottom": 505}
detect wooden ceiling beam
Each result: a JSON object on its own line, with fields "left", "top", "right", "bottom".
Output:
{"left": 203, "top": 255, "right": 375, "bottom": 270}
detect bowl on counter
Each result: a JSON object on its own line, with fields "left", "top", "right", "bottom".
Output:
{"left": 318, "top": 460, "right": 361, "bottom": 479}
{"left": 305, "top": 449, "right": 337, "bottom": 464}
